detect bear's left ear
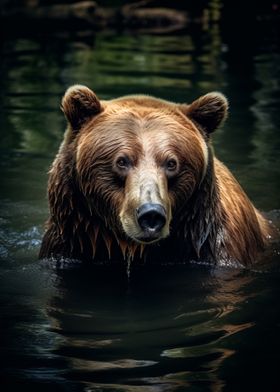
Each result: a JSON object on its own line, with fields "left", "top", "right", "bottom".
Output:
{"left": 183, "top": 92, "right": 228, "bottom": 134}
{"left": 61, "top": 85, "right": 102, "bottom": 131}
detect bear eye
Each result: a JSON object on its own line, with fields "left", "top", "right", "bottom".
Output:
{"left": 166, "top": 158, "right": 178, "bottom": 172}
{"left": 115, "top": 156, "right": 131, "bottom": 171}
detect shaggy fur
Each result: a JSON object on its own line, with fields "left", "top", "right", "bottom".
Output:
{"left": 39, "top": 85, "right": 273, "bottom": 266}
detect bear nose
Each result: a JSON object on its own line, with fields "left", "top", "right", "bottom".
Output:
{"left": 137, "top": 203, "right": 166, "bottom": 233}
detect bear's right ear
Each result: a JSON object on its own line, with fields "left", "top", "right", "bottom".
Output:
{"left": 61, "top": 85, "right": 102, "bottom": 131}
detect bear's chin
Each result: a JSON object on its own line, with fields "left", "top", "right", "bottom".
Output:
{"left": 135, "top": 237, "right": 160, "bottom": 245}
{"left": 123, "top": 226, "right": 170, "bottom": 245}
{"left": 129, "top": 232, "right": 164, "bottom": 245}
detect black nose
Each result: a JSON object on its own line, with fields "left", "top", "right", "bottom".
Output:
{"left": 137, "top": 203, "right": 166, "bottom": 232}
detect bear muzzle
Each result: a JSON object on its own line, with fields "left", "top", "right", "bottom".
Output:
{"left": 136, "top": 203, "right": 167, "bottom": 242}
{"left": 119, "top": 169, "right": 171, "bottom": 244}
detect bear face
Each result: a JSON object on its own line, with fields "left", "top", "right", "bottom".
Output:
{"left": 75, "top": 103, "right": 207, "bottom": 244}
{"left": 62, "top": 86, "right": 225, "bottom": 246}
{"left": 40, "top": 85, "right": 271, "bottom": 265}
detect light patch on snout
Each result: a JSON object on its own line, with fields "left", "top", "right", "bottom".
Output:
{"left": 119, "top": 167, "right": 171, "bottom": 244}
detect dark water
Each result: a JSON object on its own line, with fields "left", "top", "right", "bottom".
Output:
{"left": 1, "top": 17, "right": 280, "bottom": 392}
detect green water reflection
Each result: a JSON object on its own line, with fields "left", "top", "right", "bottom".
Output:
{"left": 0, "top": 24, "right": 279, "bottom": 254}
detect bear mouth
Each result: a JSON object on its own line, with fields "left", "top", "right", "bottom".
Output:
{"left": 134, "top": 230, "right": 162, "bottom": 244}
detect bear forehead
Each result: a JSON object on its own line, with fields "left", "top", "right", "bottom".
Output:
{"left": 76, "top": 98, "right": 208, "bottom": 171}
{"left": 103, "top": 95, "right": 187, "bottom": 122}
{"left": 84, "top": 96, "right": 199, "bottom": 139}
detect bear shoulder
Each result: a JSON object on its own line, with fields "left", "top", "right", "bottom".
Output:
{"left": 214, "top": 159, "right": 272, "bottom": 262}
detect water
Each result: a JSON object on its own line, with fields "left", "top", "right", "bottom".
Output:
{"left": 1, "top": 14, "right": 280, "bottom": 392}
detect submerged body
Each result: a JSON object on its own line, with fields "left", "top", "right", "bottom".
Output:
{"left": 40, "top": 85, "right": 273, "bottom": 266}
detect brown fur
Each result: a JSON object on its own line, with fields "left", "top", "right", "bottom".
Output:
{"left": 39, "top": 85, "right": 274, "bottom": 266}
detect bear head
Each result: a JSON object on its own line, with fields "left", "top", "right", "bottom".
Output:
{"left": 61, "top": 85, "right": 228, "bottom": 249}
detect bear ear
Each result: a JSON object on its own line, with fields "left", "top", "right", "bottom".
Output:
{"left": 184, "top": 92, "right": 228, "bottom": 134}
{"left": 61, "top": 85, "right": 102, "bottom": 130}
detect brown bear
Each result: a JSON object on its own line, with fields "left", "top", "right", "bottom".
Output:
{"left": 39, "top": 85, "right": 273, "bottom": 267}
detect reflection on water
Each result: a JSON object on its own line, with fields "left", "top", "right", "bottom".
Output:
{"left": 0, "top": 12, "right": 280, "bottom": 392}
{"left": 1, "top": 263, "right": 280, "bottom": 391}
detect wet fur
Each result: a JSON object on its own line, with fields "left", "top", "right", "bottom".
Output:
{"left": 40, "top": 86, "right": 273, "bottom": 266}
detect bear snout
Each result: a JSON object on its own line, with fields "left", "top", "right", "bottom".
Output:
{"left": 136, "top": 203, "right": 167, "bottom": 240}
